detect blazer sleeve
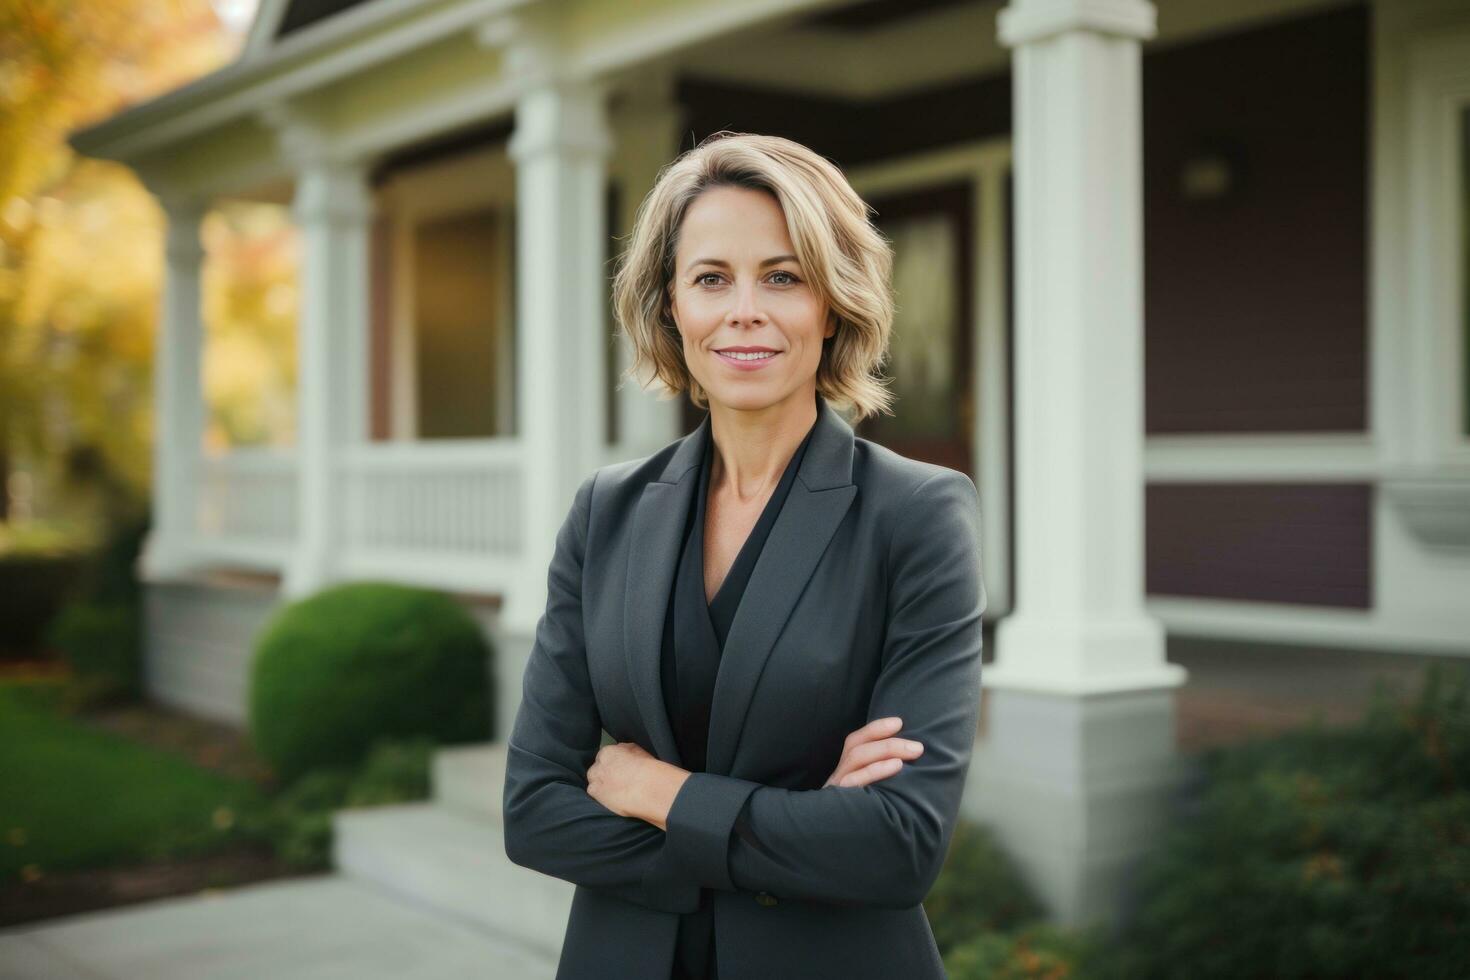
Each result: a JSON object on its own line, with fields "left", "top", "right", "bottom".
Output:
{"left": 661, "top": 469, "right": 986, "bottom": 911}
{"left": 501, "top": 471, "right": 701, "bottom": 915}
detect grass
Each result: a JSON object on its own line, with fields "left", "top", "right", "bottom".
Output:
{"left": 0, "top": 677, "right": 268, "bottom": 881}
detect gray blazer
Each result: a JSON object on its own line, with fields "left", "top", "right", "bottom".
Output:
{"left": 503, "top": 394, "right": 987, "bottom": 980}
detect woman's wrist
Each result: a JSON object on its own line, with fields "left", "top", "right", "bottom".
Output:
{"left": 640, "top": 759, "right": 693, "bottom": 831}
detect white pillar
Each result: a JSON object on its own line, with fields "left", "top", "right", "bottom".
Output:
{"left": 991, "top": 0, "right": 1179, "bottom": 695}
{"left": 282, "top": 158, "right": 373, "bottom": 598}
{"left": 139, "top": 194, "right": 207, "bottom": 581}
{"left": 969, "top": 0, "right": 1186, "bottom": 930}
{"left": 609, "top": 71, "right": 685, "bottom": 462}
{"left": 504, "top": 78, "right": 614, "bottom": 633}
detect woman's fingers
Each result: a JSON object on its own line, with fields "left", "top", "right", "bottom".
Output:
{"left": 835, "top": 757, "right": 904, "bottom": 788}
{"left": 847, "top": 735, "right": 924, "bottom": 770}
{"left": 843, "top": 716, "right": 903, "bottom": 750}
{"left": 825, "top": 730, "right": 925, "bottom": 788}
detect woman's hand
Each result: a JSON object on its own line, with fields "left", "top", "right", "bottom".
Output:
{"left": 586, "top": 741, "right": 690, "bottom": 831}
{"left": 824, "top": 716, "right": 924, "bottom": 788}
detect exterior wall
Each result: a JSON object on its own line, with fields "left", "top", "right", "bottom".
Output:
{"left": 1143, "top": 4, "right": 1368, "bottom": 435}
{"left": 143, "top": 575, "right": 288, "bottom": 726}
{"left": 1146, "top": 483, "right": 1373, "bottom": 607}
{"left": 1142, "top": 4, "right": 1376, "bottom": 614}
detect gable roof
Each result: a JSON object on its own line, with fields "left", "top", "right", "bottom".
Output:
{"left": 242, "top": 0, "right": 377, "bottom": 62}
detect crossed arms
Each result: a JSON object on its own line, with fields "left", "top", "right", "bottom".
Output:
{"left": 501, "top": 468, "right": 986, "bottom": 913}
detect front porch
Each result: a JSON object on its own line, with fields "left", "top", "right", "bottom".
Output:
{"left": 63, "top": 0, "right": 1470, "bottom": 935}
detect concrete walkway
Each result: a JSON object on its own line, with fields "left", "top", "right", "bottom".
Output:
{"left": 0, "top": 874, "right": 556, "bottom": 980}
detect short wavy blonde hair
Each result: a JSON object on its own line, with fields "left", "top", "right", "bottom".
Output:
{"left": 611, "top": 131, "right": 896, "bottom": 423}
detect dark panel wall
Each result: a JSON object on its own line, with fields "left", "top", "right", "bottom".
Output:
{"left": 675, "top": 74, "right": 1011, "bottom": 166}
{"left": 1146, "top": 483, "right": 1372, "bottom": 608}
{"left": 1143, "top": 4, "right": 1369, "bottom": 434}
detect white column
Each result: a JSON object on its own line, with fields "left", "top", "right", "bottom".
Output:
{"left": 968, "top": 0, "right": 1186, "bottom": 931}
{"left": 609, "top": 71, "right": 685, "bottom": 462}
{"left": 990, "top": 0, "right": 1182, "bottom": 695}
{"left": 139, "top": 194, "right": 207, "bottom": 581}
{"left": 504, "top": 78, "right": 614, "bottom": 633}
{"left": 282, "top": 157, "right": 373, "bottom": 598}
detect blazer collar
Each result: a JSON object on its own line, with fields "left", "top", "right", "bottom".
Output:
{"left": 623, "top": 394, "right": 859, "bottom": 774}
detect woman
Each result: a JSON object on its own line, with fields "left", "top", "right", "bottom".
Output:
{"left": 502, "top": 132, "right": 986, "bottom": 980}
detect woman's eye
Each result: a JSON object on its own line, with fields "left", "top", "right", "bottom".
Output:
{"left": 693, "top": 271, "right": 800, "bottom": 286}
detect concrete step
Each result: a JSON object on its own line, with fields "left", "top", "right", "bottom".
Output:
{"left": 432, "top": 742, "right": 509, "bottom": 822}
{"left": 332, "top": 801, "right": 571, "bottom": 961}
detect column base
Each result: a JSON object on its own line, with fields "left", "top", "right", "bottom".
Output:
{"left": 987, "top": 613, "right": 1186, "bottom": 695}
{"left": 485, "top": 618, "right": 538, "bottom": 748}
{"left": 137, "top": 530, "right": 201, "bottom": 583}
{"left": 964, "top": 684, "right": 1192, "bottom": 931}
{"left": 281, "top": 548, "right": 334, "bottom": 600}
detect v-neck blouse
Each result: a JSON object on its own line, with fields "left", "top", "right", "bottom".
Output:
{"left": 659, "top": 412, "right": 819, "bottom": 980}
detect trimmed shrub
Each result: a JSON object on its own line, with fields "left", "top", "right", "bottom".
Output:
{"left": 236, "top": 735, "right": 435, "bottom": 870}
{"left": 1105, "top": 662, "right": 1470, "bottom": 980}
{"left": 46, "top": 600, "right": 142, "bottom": 709}
{"left": 945, "top": 922, "right": 1099, "bottom": 980}
{"left": 925, "top": 819, "right": 1045, "bottom": 956}
{"left": 41, "top": 510, "right": 149, "bottom": 709}
{"left": 248, "top": 581, "right": 491, "bottom": 784}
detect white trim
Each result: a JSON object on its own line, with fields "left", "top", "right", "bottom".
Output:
{"left": 1144, "top": 433, "right": 1382, "bottom": 481}
{"left": 846, "top": 139, "right": 1015, "bottom": 619}
{"left": 241, "top": 0, "right": 291, "bottom": 62}
{"left": 1147, "top": 594, "right": 1469, "bottom": 658}
{"left": 71, "top": 0, "right": 536, "bottom": 160}
{"left": 1404, "top": 27, "right": 1470, "bottom": 468}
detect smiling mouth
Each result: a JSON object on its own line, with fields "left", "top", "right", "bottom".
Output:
{"left": 714, "top": 350, "right": 781, "bottom": 362}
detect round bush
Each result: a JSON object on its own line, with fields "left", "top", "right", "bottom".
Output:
{"left": 248, "top": 581, "right": 492, "bottom": 784}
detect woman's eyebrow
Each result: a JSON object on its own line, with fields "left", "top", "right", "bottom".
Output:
{"left": 685, "top": 254, "right": 800, "bottom": 273}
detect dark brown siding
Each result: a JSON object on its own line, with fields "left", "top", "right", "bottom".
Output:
{"left": 676, "top": 74, "right": 1011, "bottom": 168}
{"left": 1143, "top": 4, "right": 1369, "bottom": 434}
{"left": 1146, "top": 483, "right": 1372, "bottom": 608}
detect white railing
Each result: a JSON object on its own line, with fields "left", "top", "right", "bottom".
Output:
{"left": 184, "top": 439, "right": 527, "bottom": 595}
{"left": 336, "top": 438, "right": 525, "bottom": 594}
{"left": 194, "top": 447, "right": 298, "bottom": 570}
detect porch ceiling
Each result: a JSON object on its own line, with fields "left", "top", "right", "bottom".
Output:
{"left": 66, "top": 0, "right": 1361, "bottom": 195}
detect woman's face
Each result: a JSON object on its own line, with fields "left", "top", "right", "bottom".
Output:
{"left": 667, "top": 185, "right": 834, "bottom": 415}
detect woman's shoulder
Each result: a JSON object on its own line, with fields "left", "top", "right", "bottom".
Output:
{"left": 851, "top": 435, "right": 979, "bottom": 507}
{"left": 578, "top": 439, "right": 688, "bottom": 514}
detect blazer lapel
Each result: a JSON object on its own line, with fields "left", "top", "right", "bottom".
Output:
{"left": 622, "top": 396, "right": 858, "bottom": 776}
{"left": 705, "top": 397, "right": 856, "bottom": 776}
{"left": 623, "top": 414, "right": 708, "bottom": 768}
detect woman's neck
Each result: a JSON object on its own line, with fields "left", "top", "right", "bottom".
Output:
{"left": 707, "top": 392, "right": 818, "bottom": 503}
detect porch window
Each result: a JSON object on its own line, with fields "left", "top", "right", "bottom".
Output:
{"left": 411, "top": 206, "right": 509, "bottom": 439}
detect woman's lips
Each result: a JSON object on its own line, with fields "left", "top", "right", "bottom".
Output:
{"left": 714, "top": 350, "right": 782, "bottom": 371}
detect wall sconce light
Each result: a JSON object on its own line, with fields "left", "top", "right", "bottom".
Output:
{"left": 1179, "top": 151, "right": 1240, "bottom": 202}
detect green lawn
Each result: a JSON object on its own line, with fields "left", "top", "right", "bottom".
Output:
{"left": 0, "top": 678, "right": 266, "bottom": 880}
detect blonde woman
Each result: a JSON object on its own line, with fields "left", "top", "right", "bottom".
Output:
{"left": 502, "top": 132, "right": 986, "bottom": 980}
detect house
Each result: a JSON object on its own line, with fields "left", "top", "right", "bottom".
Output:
{"left": 67, "top": 0, "right": 1470, "bottom": 940}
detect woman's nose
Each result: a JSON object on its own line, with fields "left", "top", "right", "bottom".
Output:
{"left": 726, "top": 279, "right": 765, "bottom": 325}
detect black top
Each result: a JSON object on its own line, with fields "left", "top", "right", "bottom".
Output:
{"left": 660, "top": 412, "right": 819, "bottom": 980}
